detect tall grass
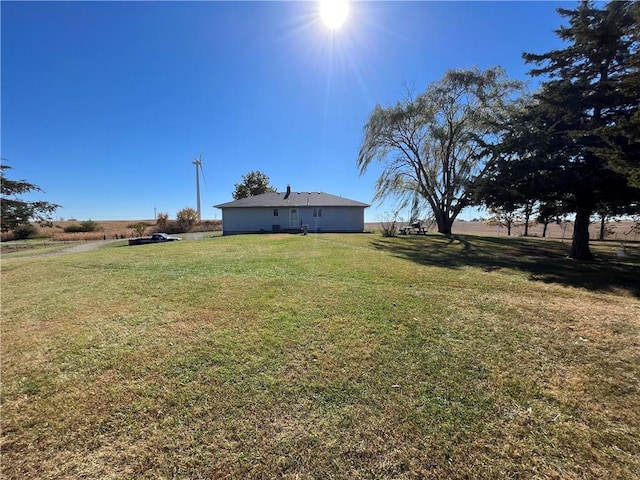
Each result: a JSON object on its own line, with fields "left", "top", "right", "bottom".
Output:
{"left": 1, "top": 234, "right": 639, "bottom": 479}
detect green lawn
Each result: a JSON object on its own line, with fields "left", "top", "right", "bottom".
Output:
{"left": 0, "top": 239, "right": 82, "bottom": 258}
{"left": 1, "top": 233, "right": 639, "bottom": 479}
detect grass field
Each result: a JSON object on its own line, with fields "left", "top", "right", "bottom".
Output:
{"left": 1, "top": 233, "right": 639, "bottom": 479}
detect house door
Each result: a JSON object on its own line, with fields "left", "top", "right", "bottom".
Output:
{"left": 289, "top": 208, "right": 299, "bottom": 228}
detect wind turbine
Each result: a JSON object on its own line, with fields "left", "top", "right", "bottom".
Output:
{"left": 192, "top": 154, "right": 207, "bottom": 221}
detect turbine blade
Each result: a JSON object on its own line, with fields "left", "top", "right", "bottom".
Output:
{"left": 199, "top": 161, "right": 208, "bottom": 191}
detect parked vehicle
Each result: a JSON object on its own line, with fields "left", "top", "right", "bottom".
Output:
{"left": 128, "top": 233, "right": 182, "bottom": 246}
{"left": 152, "top": 233, "right": 181, "bottom": 242}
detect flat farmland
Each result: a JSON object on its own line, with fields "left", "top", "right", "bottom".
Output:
{"left": 367, "top": 219, "right": 640, "bottom": 242}
{"left": 15, "top": 218, "right": 640, "bottom": 242}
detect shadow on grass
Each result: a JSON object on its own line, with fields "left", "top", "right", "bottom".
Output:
{"left": 372, "top": 234, "right": 640, "bottom": 298}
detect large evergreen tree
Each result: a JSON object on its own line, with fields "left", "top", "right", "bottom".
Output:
{"left": 1, "top": 164, "right": 60, "bottom": 233}
{"left": 490, "top": 1, "right": 640, "bottom": 260}
{"left": 232, "top": 171, "right": 276, "bottom": 200}
{"left": 594, "top": 2, "right": 640, "bottom": 187}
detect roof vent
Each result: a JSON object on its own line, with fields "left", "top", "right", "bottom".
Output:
{"left": 284, "top": 185, "right": 291, "bottom": 199}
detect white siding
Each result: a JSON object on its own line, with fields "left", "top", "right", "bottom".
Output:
{"left": 299, "top": 206, "right": 364, "bottom": 232}
{"left": 221, "top": 206, "right": 365, "bottom": 235}
{"left": 221, "top": 208, "right": 281, "bottom": 234}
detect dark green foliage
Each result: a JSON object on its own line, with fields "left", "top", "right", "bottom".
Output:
{"left": 80, "top": 220, "right": 100, "bottom": 232}
{"left": 63, "top": 220, "right": 101, "bottom": 233}
{"left": 232, "top": 171, "right": 275, "bottom": 200}
{"left": 11, "top": 224, "right": 39, "bottom": 240}
{"left": 483, "top": 1, "right": 640, "bottom": 260}
{"left": 473, "top": 155, "right": 541, "bottom": 236}
{"left": 536, "top": 201, "right": 566, "bottom": 238}
{"left": 1, "top": 164, "right": 60, "bottom": 232}
{"left": 62, "top": 225, "right": 84, "bottom": 233}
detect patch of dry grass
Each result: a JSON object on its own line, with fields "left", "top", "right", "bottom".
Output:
{"left": 1, "top": 233, "right": 639, "bottom": 479}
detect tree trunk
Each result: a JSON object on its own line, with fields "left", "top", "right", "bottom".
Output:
{"left": 437, "top": 221, "right": 453, "bottom": 235}
{"left": 542, "top": 221, "right": 548, "bottom": 238}
{"left": 523, "top": 201, "right": 533, "bottom": 236}
{"left": 435, "top": 210, "right": 454, "bottom": 235}
{"left": 599, "top": 214, "right": 606, "bottom": 241}
{"left": 569, "top": 208, "right": 594, "bottom": 260}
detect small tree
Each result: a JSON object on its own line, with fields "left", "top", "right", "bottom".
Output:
{"left": 485, "top": 207, "right": 521, "bottom": 236}
{"left": 176, "top": 207, "right": 198, "bottom": 231}
{"left": 232, "top": 171, "right": 275, "bottom": 200}
{"left": 156, "top": 212, "right": 169, "bottom": 231}
{"left": 131, "top": 223, "right": 148, "bottom": 238}
{"left": 536, "top": 201, "right": 564, "bottom": 238}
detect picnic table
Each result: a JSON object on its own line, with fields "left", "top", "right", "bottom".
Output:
{"left": 398, "top": 222, "right": 428, "bottom": 235}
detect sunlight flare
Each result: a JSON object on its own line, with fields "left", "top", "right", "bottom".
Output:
{"left": 320, "top": 0, "right": 349, "bottom": 29}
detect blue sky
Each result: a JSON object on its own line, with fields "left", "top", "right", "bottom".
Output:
{"left": 2, "top": 1, "right": 572, "bottom": 222}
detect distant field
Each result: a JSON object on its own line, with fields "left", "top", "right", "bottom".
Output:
{"left": 1, "top": 233, "right": 639, "bottom": 479}
{"left": 29, "top": 219, "right": 222, "bottom": 241}
{"left": 368, "top": 219, "right": 640, "bottom": 242}
{"left": 50, "top": 219, "right": 158, "bottom": 237}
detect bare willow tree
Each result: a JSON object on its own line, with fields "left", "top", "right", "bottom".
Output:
{"left": 357, "top": 67, "right": 524, "bottom": 234}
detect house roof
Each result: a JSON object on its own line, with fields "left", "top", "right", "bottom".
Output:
{"left": 214, "top": 191, "right": 370, "bottom": 209}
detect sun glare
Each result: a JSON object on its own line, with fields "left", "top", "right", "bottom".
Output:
{"left": 320, "top": 0, "right": 349, "bottom": 29}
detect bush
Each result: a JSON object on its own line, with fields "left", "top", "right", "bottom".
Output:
{"left": 130, "top": 222, "right": 149, "bottom": 238}
{"left": 63, "top": 224, "right": 85, "bottom": 233}
{"left": 380, "top": 211, "right": 401, "bottom": 237}
{"left": 163, "top": 220, "right": 185, "bottom": 235}
{"left": 63, "top": 220, "right": 101, "bottom": 233}
{"left": 190, "top": 220, "right": 222, "bottom": 232}
{"left": 84, "top": 220, "right": 101, "bottom": 231}
{"left": 156, "top": 212, "right": 169, "bottom": 231}
{"left": 176, "top": 208, "right": 198, "bottom": 222}
{"left": 149, "top": 214, "right": 220, "bottom": 235}
{"left": 12, "top": 224, "right": 39, "bottom": 240}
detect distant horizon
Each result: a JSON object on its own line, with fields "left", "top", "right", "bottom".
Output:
{"left": 39, "top": 217, "right": 640, "bottom": 244}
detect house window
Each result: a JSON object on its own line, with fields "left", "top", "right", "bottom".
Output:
{"left": 313, "top": 208, "right": 322, "bottom": 217}
{"left": 273, "top": 209, "right": 279, "bottom": 216}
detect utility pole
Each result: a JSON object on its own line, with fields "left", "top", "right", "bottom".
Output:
{"left": 192, "top": 157, "right": 202, "bottom": 221}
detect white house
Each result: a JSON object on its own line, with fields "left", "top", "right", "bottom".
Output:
{"left": 214, "top": 187, "right": 369, "bottom": 235}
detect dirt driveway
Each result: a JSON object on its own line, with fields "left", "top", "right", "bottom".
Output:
{"left": 58, "top": 240, "right": 122, "bottom": 254}
{"left": 2, "top": 239, "right": 124, "bottom": 258}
